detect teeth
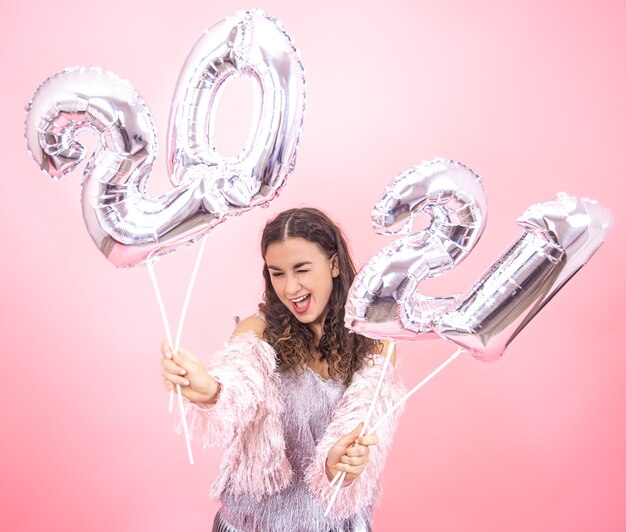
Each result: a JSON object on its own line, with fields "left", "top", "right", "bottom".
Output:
{"left": 292, "top": 294, "right": 309, "bottom": 303}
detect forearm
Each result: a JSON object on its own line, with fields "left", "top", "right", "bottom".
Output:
{"left": 173, "top": 332, "right": 276, "bottom": 448}
{"left": 306, "top": 356, "right": 406, "bottom": 518}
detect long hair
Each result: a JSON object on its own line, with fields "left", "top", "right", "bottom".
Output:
{"left": 259, "top": 208, "right": 380, "bottom": 384}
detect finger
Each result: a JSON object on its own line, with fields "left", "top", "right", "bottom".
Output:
{"left": 172, "top": 352, "right": 193, "bottom": 372}
{"left": 336, "top": 462, "right": 365, "bottom": 477}
{"left": 335, "top": 422, "right": 364, "bottom": 447}
{"left": 161, "top": 359, "right": 187, "bottom": 375}
{"left": 351, "top": 421, "right": 364, "bottom": 436}
{"left": 356, "top": 434, "right": 379, "bottom": 447}
{"left": 172, "top": 349, "right": 202, "bottom": 372}
{"left": 341, "top": 455, "right": 367, "bottom": 466}
{"left": 173, "top": 345, "right": 198, "bottom": 361}
{"left": 161, "top": 341, "right": 173, "bottom": 359}
{"left": 170, "top": 384, "right": 194, "bottom": 401}
{"left": 339, "top": 472, "right": 357, "bottom": 482}
{"left": 162, "top": 379, "right": 188, "bottom": 393}
{"left": 346, "top": 445, "right": 367, "bottom": 457}
{"left": 161, "top": 369, "right": 190, "bottom": 387}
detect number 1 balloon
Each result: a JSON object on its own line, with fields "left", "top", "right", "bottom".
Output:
{"left": 24, "top": 10, "right": 306, "bottom": 268}
{"left": 436, "top": 191, "right": 612, "bottom": 361}
{"left": 346, "top": 159, "right": 612, "bottom": 361}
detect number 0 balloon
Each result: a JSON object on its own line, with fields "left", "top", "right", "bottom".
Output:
{"left": 24, "top": 10, "right": 305, "bottom": 267}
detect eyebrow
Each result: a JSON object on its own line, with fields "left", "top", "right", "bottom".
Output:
{"left": 266, "top": 261, "right": 313, "bottom": 271}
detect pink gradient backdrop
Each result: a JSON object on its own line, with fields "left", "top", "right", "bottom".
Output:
{"left": 2, "top": 1, "right": 624, "bottom": 530}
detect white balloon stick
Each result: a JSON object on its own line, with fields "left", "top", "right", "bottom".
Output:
{"left": 325, "top": 340, "right": 395, "bottom": 515}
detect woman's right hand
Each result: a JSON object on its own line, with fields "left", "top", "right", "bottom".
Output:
{"left": 160, "top": 342, "right": 220, "bottom": 404}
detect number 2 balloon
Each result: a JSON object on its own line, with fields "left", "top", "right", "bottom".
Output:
{"left": 24, "top": 10, "right": 306, "bottom": 267}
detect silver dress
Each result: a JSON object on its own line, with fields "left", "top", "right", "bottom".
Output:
{"left": 213, "top": 365, "right": 373, "bottom": 532}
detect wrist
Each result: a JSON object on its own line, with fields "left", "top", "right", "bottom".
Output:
{"left": 326, "top": 457, "right": 344, "bottom": 482}
{"left": 207, "top": 378, "right": 222, "bottom": 403}
{"left": 198, "top": 376, "right": 221, "bottom": 405}
{"left": 325, "top": 458, "right": 337, "bottom": 481}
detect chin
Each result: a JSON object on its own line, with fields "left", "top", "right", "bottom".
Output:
{"left": 292, "top": 313, "right": 313, "bottom": 323}
{"left": 290, "top": 310, "right": 321, "bottom": 325}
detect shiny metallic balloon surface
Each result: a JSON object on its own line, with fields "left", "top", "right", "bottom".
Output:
{"left": 345, "top": 159, "right": 488, "bottom": 340}
{"left": 25, "top": 9, "right": 305, "bottom": 267}
{"left": 436, "top": 193, "right": 612, "bottom": 361}
{"left": 346, "top": 159, "right": 612, "bottom": 362}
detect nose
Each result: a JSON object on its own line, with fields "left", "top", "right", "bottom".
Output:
{"left": 285, "top": 273, "right": 302, "bottom": 297}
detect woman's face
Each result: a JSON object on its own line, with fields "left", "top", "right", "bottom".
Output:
{"left": 265, "top": 237, "right": 339, "bottom": 335}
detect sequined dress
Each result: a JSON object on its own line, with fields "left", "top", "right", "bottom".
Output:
{"left": 215, "top": 365, "right": 372, "bottom": 532}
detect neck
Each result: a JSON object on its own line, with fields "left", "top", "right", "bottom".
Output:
{"left": 308, "top": 309, "right": 328, "bottom": 347}
{"left": 310, "top": 323, "right": 323, "bottom": 347}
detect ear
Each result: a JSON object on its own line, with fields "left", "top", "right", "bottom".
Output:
{"left": 330, "top": 254, "right": 339, "bottom": 278}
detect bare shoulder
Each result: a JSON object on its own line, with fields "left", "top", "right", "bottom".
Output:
{"left": 377, "top": 338, "right": 397, "bottom": 366}
{"left": 231, "top": 314, "right": 267, "bottom": 340}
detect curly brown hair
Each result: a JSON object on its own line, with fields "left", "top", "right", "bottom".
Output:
{"left": 259, "top": 207, "right": 381, "bottom": 384}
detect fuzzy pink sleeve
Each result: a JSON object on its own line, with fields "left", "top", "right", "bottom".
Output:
{"left": 173, "top": 332, "right": 278, "bottom": 448}
{"left": 304, "top": 356, "right": 406, "bottom": 519}
{"left": 173, "top": 332, "right": 292, "bottom": 499}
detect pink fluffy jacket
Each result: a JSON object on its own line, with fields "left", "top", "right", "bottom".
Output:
{"left": 175, "top": 332, "right": 406, "bottom": 519}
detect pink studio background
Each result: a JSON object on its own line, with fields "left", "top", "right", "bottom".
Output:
{"left": 1, "top": 1, "right": 624, "bottom": 531}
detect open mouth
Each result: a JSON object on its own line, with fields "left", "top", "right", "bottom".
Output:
{"left": 291, "top": 293, "right": 311, "bottom": 314}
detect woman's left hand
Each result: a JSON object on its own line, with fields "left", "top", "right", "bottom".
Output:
{"left": 325, "top": 422, "right": 378, "bottom": 482}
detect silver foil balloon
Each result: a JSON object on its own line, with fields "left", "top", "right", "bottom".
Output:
{"left": 435, "top": 192, "right": 612, "bottom": 361}
{"left": 167, "top": 10, "right": 305, "bottom": 199}
{"left": 25, "top": 10, "right": 305, "bottom": 267}
{"left": 345, "top": 159, "right": 488, "bottom": 340}
{"left": 346, "top": 162, "right": 612, "bottom": 362}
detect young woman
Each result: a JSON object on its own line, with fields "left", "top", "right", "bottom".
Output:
{"left": 160, "top": 208, "right": 406, "bottom": 531}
